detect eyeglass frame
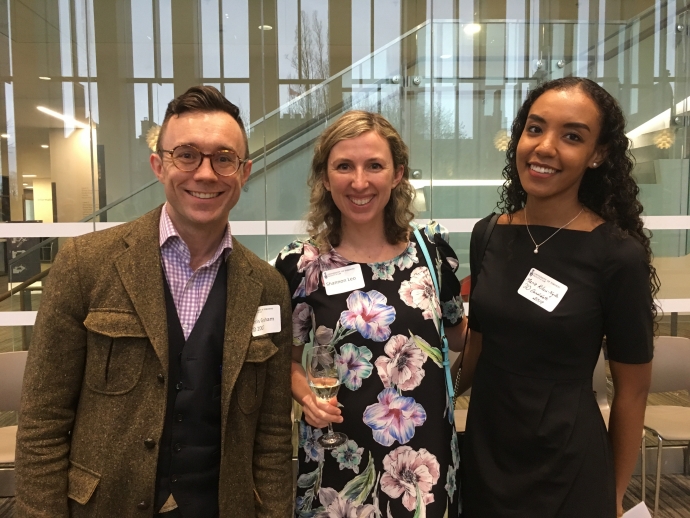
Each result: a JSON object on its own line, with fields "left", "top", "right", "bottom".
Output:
{"left": 158, "top": 144, "right": 249, "bottom": 177}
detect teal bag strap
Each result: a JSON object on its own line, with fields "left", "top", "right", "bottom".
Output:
{"left": 412, "top": 227, "right": 455, "bottom": 421}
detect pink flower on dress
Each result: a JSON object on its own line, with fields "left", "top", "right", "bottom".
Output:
{"left": 375, "top": 334, "right": 428, "bottom": 391}
{"left": 292, "top": 302, "right": 313, "bottom": 346}
{"left": 296, "top": 242, "right": 350, "bottom": 297}
{"left": 339, "top": 290, "right": 396, "bottom": 342}
{"left": 398, "top": 267, "right": 440, "bottom": 322}
{"left": 363, "top": 388, "right": 426, "bottom": 446}
{"left": 314, "top": 488, "right": 376, "bottom": 518}
{"left": 381, "top": 446, "right": 440, "bottom": 512}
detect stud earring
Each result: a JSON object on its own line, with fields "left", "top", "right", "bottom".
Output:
{"left": 592, "top": 162, "right": 597, "bottom": 167}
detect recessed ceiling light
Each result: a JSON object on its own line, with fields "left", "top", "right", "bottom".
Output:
{"left": 39, "top": 76, "right": 51, "bottom": 81}
{"left": 25, "top": 185, "right": 33, "bottom": 189}
{"left": 24, "top": 175, "right": 36, "bottom": 178}
{"left": 440, "top": 54, "right": 452, "bottom": 59}
{"left": 23, "top": 183, "right": 28, "bottom": 186}
{"left": 0, "top": 133, "right": 9, "bottom": 138}
{"left": 258, "top": 25, "right": 273, "bottom": 30}
{"left": 464, "top": 23, "right": 481, "bottom": 35}
{"left": 41, "top": 144, "right": 49, "bottom": 148}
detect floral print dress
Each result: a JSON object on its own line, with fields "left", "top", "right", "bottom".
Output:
{"left": 275, "top": 222, "right": 463, "bottom": 518}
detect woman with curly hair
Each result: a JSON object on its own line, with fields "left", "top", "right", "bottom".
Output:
{"left": 457, "top": 77, "right": 658, "bottom": 517}
{"left": 275, "top": 111, "right": 467, "bottom": 517}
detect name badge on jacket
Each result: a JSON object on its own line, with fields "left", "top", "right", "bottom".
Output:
{"left": 517, "top": 268, "right": 568, "bottom": 312}
{"left": 252, "top": 305, "right": 281, "bottom": 336}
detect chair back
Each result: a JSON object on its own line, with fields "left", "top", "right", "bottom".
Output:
{"left": 649, "top": 336, "right": 690, "bottom": 393}
{"left": 0, "top": 351, "right": 28, "bottom": 412}
{"left": 592, "top": 348, "right": 609, "bottom": 413}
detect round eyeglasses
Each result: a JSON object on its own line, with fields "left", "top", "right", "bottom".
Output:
{"left": 159, "top": 144, "right": 247, "bottom": 177}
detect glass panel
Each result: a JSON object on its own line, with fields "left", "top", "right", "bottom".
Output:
{"left": 2, "top": 1, "right": 690, "bottom": 354}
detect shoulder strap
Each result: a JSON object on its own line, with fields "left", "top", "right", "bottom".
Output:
{"left": 475, "top": 212, "right": 499, "bottom": 269}
{"left": 411, "top": 226, "right": 455, "bottom": 422}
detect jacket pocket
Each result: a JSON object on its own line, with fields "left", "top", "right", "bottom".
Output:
{"left": 236, "top": 338, "right": 279, "bottom": 414}
{"left": 83, "top": 310, "right": 149, "bottom": 395}
{"left": 67, "top": 460, "right": 101, "bottom": 505}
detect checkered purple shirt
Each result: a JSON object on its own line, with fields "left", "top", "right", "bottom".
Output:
{"left": 159, "top": 204, "right": 233, "bottom": 340}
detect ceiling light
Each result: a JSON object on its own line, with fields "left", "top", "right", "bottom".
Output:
{"left": 24, "top": 175, "right": 36, "bottom": 178}
{"left": 39, "top": 76, "right": 51, "bottom": 81}
{"left": 23, "top": 183, "right": 28, "bottom": 186}
{"left": 37, "top": 106, "right": 90, "bottom": 129}
{"left": 41, "top": 144, "right": 49, "bottom": 148}
{"left": 0, "top": 133, "right": 9, "bottom": 138}
{"left": 440, "top": 54, "right": 452, "bottom": 59}
{"left": 25, "top": 185, "right": 33, "bottom": 189}
{"left": 258, "top": 25, "right": 273, "bottom": 30}
{"left": 464, "top": 23, "right": 481, "bottom": 35}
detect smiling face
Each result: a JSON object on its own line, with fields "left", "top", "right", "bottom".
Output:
{"left": 516, "top": 87, "right": 606, "bottom": 205}
{"left": 150, "top": 110, "right": 251, "bottom": 238}
{"left": 323, "top": 131, "right": 404, "bottom": 234}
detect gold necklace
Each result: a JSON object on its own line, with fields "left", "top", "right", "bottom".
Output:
{"left": 524, "top": 206, "right": 584, "bottom": 254}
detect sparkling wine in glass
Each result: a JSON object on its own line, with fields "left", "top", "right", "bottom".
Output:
{"left": 306, "top": 345, "right": 348, "bottom": 449}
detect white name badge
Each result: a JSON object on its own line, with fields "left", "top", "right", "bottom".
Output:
{"left": 252, "top": 305, "right": 281, "bottom": 336}
{"left": 622, "top": 502, "right": 652, "bottom": 518}
{"left": 322, "top": 264, "right": 365, "bottom": 296}
{"left": 517, "top": 268, "right": 568, "bottom": 312}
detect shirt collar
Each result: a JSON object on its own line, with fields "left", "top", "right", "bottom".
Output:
{"left": 159, "top": 203, "right": 233, "bottom": 264}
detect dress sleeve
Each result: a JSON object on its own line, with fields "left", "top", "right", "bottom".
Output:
{"left": 602, "top": 233, "right": 654, "bottom": 364}
{"left": 433, "top": 233, "right": 464, "bottom": 328}
{"left": 467, "top": 215, "right": 493, "bottom": 333}
{"left": 274, "top": 240, "right": 313, "bottom": 347}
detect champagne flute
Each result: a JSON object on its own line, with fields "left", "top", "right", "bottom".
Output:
{"left": 306, "top": 344, "right": 348, "bottom": 449}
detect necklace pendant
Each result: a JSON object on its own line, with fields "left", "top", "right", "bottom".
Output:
{"left": 534, "top": 247, "right": 539, "bottom": 254}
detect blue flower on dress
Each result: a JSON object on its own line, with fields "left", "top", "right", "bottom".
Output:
{"left": 420, "top": 220, "right": 449, "bottom": 243}
{"left": 279, "top": 240, "right": 304, "bottom": 259}
{"left": 299, "top": 420, "right": 324, "bottom": 463}
{"left": 445, "top": 464, "right": 457, "bottom": 502}
{"left": 442, "top": 297, "right": 463, "bottom": 325}
{"left": 363, "top": 388, "right": 427, "bottom": 446}
{"left": 336, "top": 343, "right": 373, "bottom": 391}
{"left": 330, "top": 439, "right": 365, "bottom": 473}
{"left": 451, "top": 432, "right": 460, "bottom": 469}
{"left": 369, "top": 261, "right": 396, "bottom": 281}
{"left": 339, "top": 290, "right": 396, "bottom": 342}
{"left": 396, "top": 241, "right": 419, "bottom": 271}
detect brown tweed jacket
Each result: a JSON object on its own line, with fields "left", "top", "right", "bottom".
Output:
{"left": 15, "top": 206, "right": 294, "bottom": 518}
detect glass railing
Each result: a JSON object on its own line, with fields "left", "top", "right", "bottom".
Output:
{"left": 3, "top": 12, "right": 690, "bottom": 353}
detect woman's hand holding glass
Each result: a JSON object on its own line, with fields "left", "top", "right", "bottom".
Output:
{"left": 305, "top": 345, "right": 348, "bottom": 448}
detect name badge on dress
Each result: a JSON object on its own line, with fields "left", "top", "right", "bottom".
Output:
{"left": 252, "top": 305, "right": 281, "bottom": 336}
{"left": 517, "top": 268, "right": 568, "bottom": 312}
{"left": 322, "top": 264, "right": 365, "bottom": 296}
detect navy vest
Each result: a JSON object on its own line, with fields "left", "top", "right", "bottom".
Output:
{"left": 155, "top": 260, "right": 227, "bottom": 517}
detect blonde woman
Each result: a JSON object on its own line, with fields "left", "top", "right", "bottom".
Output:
{"left": 275, "top": 111, "right": 467, "bottom": 517}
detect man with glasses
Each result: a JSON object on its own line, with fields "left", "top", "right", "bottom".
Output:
{"left": 15, "top": 86, "right": 293, "bottom": 518}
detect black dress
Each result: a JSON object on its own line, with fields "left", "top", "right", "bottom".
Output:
{"left": 461, "top": 215, "right": 654, "bottom": 518}
{"left": 276, "top": 223, "right": 463, "bottom": 518}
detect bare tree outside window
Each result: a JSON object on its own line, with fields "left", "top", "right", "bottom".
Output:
{"left": 284, "top": 10, "right": 330, "bottom": 118}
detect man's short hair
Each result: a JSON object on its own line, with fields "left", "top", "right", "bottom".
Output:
{"left": 157, "top": 85, "right": 249, "bottom": 158}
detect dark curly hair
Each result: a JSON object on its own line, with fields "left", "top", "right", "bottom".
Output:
{"left": 498, "top": 76, "right": 660, "bottom": 323}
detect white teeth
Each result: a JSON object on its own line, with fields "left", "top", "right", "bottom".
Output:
{"left": 350, "top": 197, "right": 373, "bottom": 206}
{"left": 531, "top": 164, "right": 557, "bottom": 174}
{"left": 189, "top": 191, "right": 220, "bottom": 199}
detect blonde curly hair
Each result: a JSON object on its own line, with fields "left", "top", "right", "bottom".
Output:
{"left": 306, "top": 110, "right": 416, "bottom": 251}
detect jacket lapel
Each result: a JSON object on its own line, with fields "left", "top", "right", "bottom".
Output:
{"left": 221, "top": 241, "right": 263, "bottom": 428}
{"left": 114, "top": 207, "right": 169, "bottom": 370}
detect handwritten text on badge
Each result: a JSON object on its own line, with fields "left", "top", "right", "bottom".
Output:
{"left": 517, "top": 268, "right": 568, "bottom": 312}
{"left": 252, "top": 305, "right": 281, "bottom": 336}
{"left": 323, "top": 264, "right": 365, "bottom": 295}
